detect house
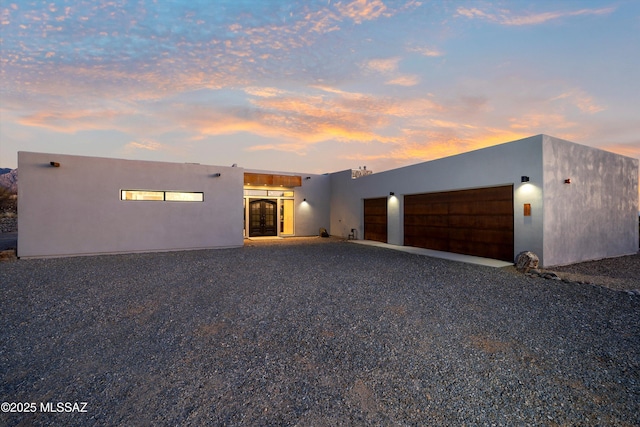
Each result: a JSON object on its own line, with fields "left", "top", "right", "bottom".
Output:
{"left": 17, "top": 134, "right": 638, "bottom": 266}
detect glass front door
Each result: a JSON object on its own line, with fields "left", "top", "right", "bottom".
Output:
{"left": 249, "top": 199, "right": 278, "bottom": 237}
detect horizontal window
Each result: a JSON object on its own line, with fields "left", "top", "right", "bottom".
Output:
{"left": 243, "top": 189, "right": 294, "bottom": 197}
{"left": 121, "top": 190, "right": 204, "bottom": 202}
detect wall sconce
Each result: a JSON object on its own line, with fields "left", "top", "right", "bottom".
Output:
{"left": 211, "top": 173, "right": 221, "bottom": 177}
{"left": 305, "top": 176, "right": 311, "bottom": 180}
{"left": 521, "top": 176, "right": 529, "bottom": 183}
{"left": 389, "top": 192, "right": 395, "bottom": 196}
{"left": 564, "top": 178, "right": 571, "bottom": 184}
{"left": 50, "top": 161, "right": 60, "bottom": 167}
{"left": 303, "top": 198, "right": 307, "bottom": 202}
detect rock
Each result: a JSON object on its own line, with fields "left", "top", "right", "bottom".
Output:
{"left": 515, "top": 251, "right": 539, "bottom": 273}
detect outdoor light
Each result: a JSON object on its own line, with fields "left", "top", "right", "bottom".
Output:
{"left": 211, "top": 173, "right": 221, "bottom": 177}
{"left": 521, "top": 176, "right": 529, "bottom": 183}
{"left": 50, "top": 161, "right": 60, "bottom": 167}
{"left": 564, "top": 178, "right": 571, "bottom": 184}
{"left": 303, "top": 198, "right": 307, "bottom": 202}
{"left": 305, "top": 176, "right": 311, "bottom": 180}
{"left": 389, "top": 192, "right": 395, "bottom": 196}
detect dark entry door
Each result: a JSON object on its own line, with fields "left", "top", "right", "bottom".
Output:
{"left": 249, "top": 199, "right": 277, "bottom": 237}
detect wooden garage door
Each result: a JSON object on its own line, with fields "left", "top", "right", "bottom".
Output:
{"left": 404, "top": 185, "right": 514, "bottom": 261}
{"left": 364, "top": 197, "right": 387, "bottom": 243}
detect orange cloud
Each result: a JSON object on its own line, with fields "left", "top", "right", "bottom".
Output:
{"left": 17, "top": 109, "right": 127, "bottom": 133}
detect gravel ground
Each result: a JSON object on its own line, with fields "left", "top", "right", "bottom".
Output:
{"left": 1, "top": 237, "right": 639, "bottom": 426}
{"left": 549, "top": 253, "right": 640, "bottom": 292}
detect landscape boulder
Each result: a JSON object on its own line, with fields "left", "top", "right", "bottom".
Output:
{"left": 515, "top": 251, "right": 539, "bottom": 273}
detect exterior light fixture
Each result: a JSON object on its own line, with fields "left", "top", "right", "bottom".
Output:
{"left": 521, "top": 176, "right": 529, "bottom": 183}
{"left": 389, "top": 192, "right": 395, "bottom": 196}
{"left": 303, "top": 198, "right": 307, "bottom": 202}
{"left": 305, "top": 176, "right": 311, "bottom": 180}
{"left": 50, "top": 161, "right": 60, "bottom": 167}
{"left": 211, "top": 173, "right": 221, "bottom": 177}
{"left": 564, "top": 178, "right": 571, "bottom": 184}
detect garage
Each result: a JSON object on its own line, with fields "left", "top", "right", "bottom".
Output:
{"left": 364, "top": 197, "right": 388, "bottom": 243}
{"left": 404, "top": 185, "right": 514, "bottom": 261}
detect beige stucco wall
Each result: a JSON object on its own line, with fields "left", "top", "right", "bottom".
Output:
{"left": 18, "top": 152, "right": 244, "bottom": 258}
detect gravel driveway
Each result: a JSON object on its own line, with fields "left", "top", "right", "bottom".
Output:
{"left": 1, "top": 238, "right": 639, "bottom": 426}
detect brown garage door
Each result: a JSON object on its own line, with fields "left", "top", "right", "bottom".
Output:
{"left": 364, "top": 197, "right": 387, "bottom": 243}
{"left": 404, "top": 185, "right": 514, "bottom": 261}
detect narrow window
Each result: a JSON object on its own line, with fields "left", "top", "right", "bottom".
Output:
{"left": 121, "top": 190, "right": 204, "bottom": 202}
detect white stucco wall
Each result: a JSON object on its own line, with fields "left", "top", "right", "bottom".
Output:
{"left": 330, "top": 135, "right": 546, "bottom": 260}
{"left": 294, "top": 174, "right": 331, "bottom": 236}
{"left": 18, "top": 152, "right": 244, "bottom": 258}
{"left": 541, "top": 136, "right": 639, "bottom": 266}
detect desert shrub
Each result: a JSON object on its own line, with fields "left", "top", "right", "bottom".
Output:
{"left": 0, "top": 187, "right": 17, "bottom": 214}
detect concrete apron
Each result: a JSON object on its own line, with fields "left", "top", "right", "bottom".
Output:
{"left": 350, "top": 240, "right": 514, "bottom": 268}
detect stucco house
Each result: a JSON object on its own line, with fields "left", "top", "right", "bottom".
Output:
{"left": 17, "top": 134, "right": 638, "bottom": 266}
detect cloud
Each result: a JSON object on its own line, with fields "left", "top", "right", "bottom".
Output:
{"left": 244, "top": 87, "right": 285, "bottom": 98}
{"left": 335, "top": 0, "right": 388, "bottom": 24}
{"left": 386, "top": 75, "right": 420, "bottom": 86}
{"left": 363, "top": 57, "right": 401, "bottom": 74}
{"left": 407, "top": 46, "right": 444, "bottom": 57}
{"left": 456, "top": 6, "right": 615, "bottom": 26}
{"left": 550, "top": 89, "right": 605, "bottom": 114}
{"left": 17, "top": 108, "right": 128, "bottom": 133}
{"left": 124, "top": 140, "right": 164, "bottom": 152}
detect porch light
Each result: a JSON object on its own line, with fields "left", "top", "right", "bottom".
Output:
{"left": 50, "top": 161, "right": 60, "bottom": 167}
{"left": 521, "top": 176, "right": 529, "bottom": 183}
{"left": 389, "top": 192, "right": 395, "bottom": 196}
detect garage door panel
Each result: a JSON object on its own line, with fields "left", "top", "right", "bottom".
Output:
{"left": 405, "top": 225, "right": 449, "bottom": 239}
{"left": 449, "top": 214, "right": 513, "bottom": 229}
{"left": 405, "top": 214, "right": 449, "bottom": 227}
{"left": 405, "top": 201, "right": 448, "bottom": 215}
{"left": 365, "top": 206, "right": 387, "bottom": 216}
{"left": 405, "top": 235, "right": 449, "bottom": 251}
{"left": 448, "top": 200, "right": 513, "bottom": 215}
{"left": 404, "top": 185, "right": 514, "bottom": 262}
{"left": 364, "top": 197, "right": 388, "bottom": 243}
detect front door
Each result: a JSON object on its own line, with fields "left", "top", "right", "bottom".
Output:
{"left": 249, "top": 199, "right": 278, "bottom": 237}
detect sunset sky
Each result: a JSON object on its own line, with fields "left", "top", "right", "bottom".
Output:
{"left": 1, "top": 0, "right": 639, "bottom": 175}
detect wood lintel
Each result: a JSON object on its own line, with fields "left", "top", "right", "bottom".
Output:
{"left": 244, "top": 173, "right": 302, "bottom": 187}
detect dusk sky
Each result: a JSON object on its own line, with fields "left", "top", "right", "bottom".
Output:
{"left": 1, "top": 0, "right": 639, "bottom": 175}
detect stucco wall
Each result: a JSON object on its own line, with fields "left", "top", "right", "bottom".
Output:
{"left": 294, "top": 174, "right": 331, "bottom": 236}
{"left": 18, "top": 152, "right": 244, "bottom": 258}
{"left": 542, "top": 136, "right": 639, "bottom": 266}
{"left": 329, "top": 135, "right": 546, "bottom": 260}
